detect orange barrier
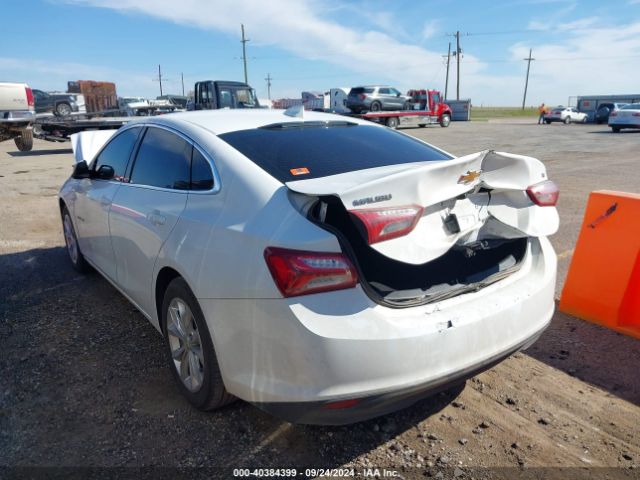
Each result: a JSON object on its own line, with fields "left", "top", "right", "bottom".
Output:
{"left": 560, "top": 190, "right": 640, "bottom": 339}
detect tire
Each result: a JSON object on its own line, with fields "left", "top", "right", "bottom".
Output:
{"left": 612, "top": 127, "right": 621, "bottom": 133}
{"left": 386, "top": 117, "right": 399, "bottom": 129}
{"left": 13, "top": 129, "right": 33, "bottom": 152}
{"left": 62, "top": 206, "right": 90, "bottom": 273}
{"left": 545, "top": 120, "right": 551, "bottom": 124}
{"left": 369, "top": 101, "right": 382, "bottom": 112}
{"left": 403, "top": 102, "right": 411, "bottom": 111}
{"left": 418, "top": 124, "right": 426, "bottom": 128}
{"left": 582, "top": 116, "right": 588, "bottom": 124}
{"left": 440, "top": 114, "right": 451, "bottom": 128}
{"left": 162, "top": 277, "right": 234, "bottom": 411}
{"left": 55, "top": 102, "right": 72, "bottom": 117}
{"left": 564, "top": 116, "right": 571, "bottom": 124}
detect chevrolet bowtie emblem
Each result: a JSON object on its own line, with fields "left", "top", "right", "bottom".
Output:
{"left": 458, "top": 170, "right": 482, "bottom": 185}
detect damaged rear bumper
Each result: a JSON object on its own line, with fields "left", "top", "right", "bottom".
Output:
{"left": 199, "top": 237, "right": 556, "bottom": 424}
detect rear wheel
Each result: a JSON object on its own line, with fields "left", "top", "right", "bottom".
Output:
{"left": 612, "top": 126, "right": 621, "bottom": 133}
{"left": 369, "top": 101, "right": 382, "bottom": 112}
{"left": 62, "top": 206, "right": 90, "bottom": 273}
{"left": 386, "top": 117, "right": 399, "bottom": 129}
{"left": 545, "top": 119, "right": 551, "bottom": 124}
{"left": 162, "top": 277, "right": 234, "bottom": 410}
{"left": 418, "top": 124, "right": 426, "bottom": 128}
{"left": 55, "top": 102, "right": 72, "bottom": 117}
{"left": 13, "top": 128, "right": 33, "bottom": 152}
{"left": 564, "top": 116, "right": 571, "bottom": 124}
{"left": 440, "top": 114, "right": 451, "bottom": 128}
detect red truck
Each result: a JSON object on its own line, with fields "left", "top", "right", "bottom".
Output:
{"left": 347, "top": 89, "right": 452, "bottom": 129}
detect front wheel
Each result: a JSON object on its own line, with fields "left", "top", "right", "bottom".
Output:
{"left": 440, "top": 114, "right": 451, "bottom": 128}
{"left": 582, "top": 116, "right": 588, "bottom": 124}
{"left": 386, "top": 117, "right": 399, "bottom": 129}
{"left": 611, "top": 126, "right": 621, "bottom": 133}
{"left": 62, "top": 206, "right": 90, "bottom": 273}
{"left": 564, "top": 116, "right": 571, "bottom": 124}
{"left": 162, "top": 277, "right": 234, "bottom": 411}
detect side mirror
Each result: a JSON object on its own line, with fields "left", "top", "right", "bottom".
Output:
{"left": 96, "top": 164, "right": 115, "bottom": 180}
{"left": 72, "top": 160, "right": 90, "bottom": 179}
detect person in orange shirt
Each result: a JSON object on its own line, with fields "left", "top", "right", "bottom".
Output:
{"left": 538, "top": 103, "right": 548, "bottom": 124}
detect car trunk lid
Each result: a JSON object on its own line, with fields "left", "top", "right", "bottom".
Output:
{"left": 286, "top": 150, "right": 558, "bottom": 265}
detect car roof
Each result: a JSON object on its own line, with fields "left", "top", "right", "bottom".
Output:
{"left": 140, "top": 109, "right": 376, "bottom": 136}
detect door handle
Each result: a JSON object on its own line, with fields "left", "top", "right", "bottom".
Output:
{"left": 148, "top": 213, "right": 166, "bottom": 226}
{"left": 100, "top": 195, "right": 112, "bottom": 207}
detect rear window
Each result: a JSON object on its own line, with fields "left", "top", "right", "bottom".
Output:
{"left": 218, "top": 123, "right": 452, "bottom": 183}
{"left": 622, "top": 103, "right": 640, "bottom": 110}
{"left": 349, "top": 87, "right": 374, "bottom": 95}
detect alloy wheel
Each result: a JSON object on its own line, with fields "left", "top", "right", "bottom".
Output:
{"left": 167, "top": 298, "right": 205, "bottom": 392}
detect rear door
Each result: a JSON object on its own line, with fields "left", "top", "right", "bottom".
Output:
{"left": 109, "top": 126, "right": 190, "bottom": 315}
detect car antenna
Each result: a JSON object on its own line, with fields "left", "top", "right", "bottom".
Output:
{"left": 284, "top": 104, "right": 304, "bottom": 118}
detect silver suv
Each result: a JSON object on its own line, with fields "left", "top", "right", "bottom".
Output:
{"left": 346, "top": 86, "right": 411, "bottom": 113}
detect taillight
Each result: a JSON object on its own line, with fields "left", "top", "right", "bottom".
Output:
{"left": 526, "top": 180, "right": 559, "bottom": 207}
{"left": 610, "top": 112, "right": 617, "bottom": 117}
{"left": 25, "top": 87, "right": 34, "bottom": 110}
{"left": 632, "top": 113, "right": 640, "bottom": 117}
{"left": 350, "top": 205, "right": 424, "bottom": 244}
{"left": 264, "top": 247, "right": 358, "bottom": 297}
{"left": 359, "top": 94, "right": 367, "bottom": 100}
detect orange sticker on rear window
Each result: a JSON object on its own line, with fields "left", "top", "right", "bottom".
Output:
{"left": 290, "top": 167, "right": 310, "bottom": 176}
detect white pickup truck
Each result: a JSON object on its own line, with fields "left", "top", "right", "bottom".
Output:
{"left": 0, "top": 82, "right": 36, "bottom": 151}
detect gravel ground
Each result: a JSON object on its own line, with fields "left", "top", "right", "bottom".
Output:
{"left": 1, "top": 120, "right": 639, "bottom": 479}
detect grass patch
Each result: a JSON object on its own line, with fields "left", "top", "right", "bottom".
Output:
{"left": 470, "top": 107, "right": 538, "bottom": 121}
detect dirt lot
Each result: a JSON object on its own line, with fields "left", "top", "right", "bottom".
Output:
{"left": 1, "top": 120, "right": 639, "bottom": 479}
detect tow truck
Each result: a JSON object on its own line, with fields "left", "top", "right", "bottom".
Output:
{"left": 344, "top": 89, "right": 452, "bottom": 129}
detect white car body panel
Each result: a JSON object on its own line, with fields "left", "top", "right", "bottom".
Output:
{"left": 70, "top": 130, "right": 118, "bottom": 164}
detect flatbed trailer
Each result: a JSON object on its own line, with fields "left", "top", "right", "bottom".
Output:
{"left": 343, "top": 110, "right": 450, "bottom": 129}
{"left": 33, "top": 113, "right": 132, "bottom": 143}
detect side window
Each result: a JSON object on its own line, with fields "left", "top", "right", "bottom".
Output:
{"left": 191, "top": 147, "right": 214, "bottom": 190}
{"left": 218, "top": 89, "right": 233, "bottom": 108}
{"left": 379, "top": 88, "right": 390, "bottom": 95}
{"left": 130, "top": 127, "right": 190, "bottom": 190}
{"left": 93, "top": 127, "right": 141, "bottom": 181}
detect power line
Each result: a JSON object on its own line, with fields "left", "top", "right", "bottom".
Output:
{"left": 522, "top": 48, "right": 535, "bottom": 110}
{"left": 240, "top": 24, "right": 250, "bottom": 84}
{"left": 265, "top": 73, "right": 272, "bottom": 99}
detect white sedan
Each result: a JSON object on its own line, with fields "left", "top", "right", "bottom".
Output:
{"left": 608, "top": 103, "right": 640, "bottom": 132}
{"left": 544, "top": 106, "right": 588, "bottom": 124}
{"left": 59, "top": 109, "right": 558, "bottom": 424}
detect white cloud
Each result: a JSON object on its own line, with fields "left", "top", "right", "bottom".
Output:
{"left": 57, "top": 0, "right": 485, "bottom": 94}
{"left": 509, "top": 20, "right": 640, "bottom": 105}
{"left": 421, "top": 19, "right": 441, "bottom": 40}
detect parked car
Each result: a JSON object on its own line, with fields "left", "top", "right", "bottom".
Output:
{"left": 0, "top": 82, "right": 35, "bottom": 151}
{"left": 595, "top": 103, "right": 627, "bottom": 124}
{"left": 346, "top": 86, "right": 412, "bottom": 113}
{"left": 608, "top": 103, "right": 640, "bottom": 132}
{"left": 544, "top": 106, "right": 587, "bottom": 124}
{"left": 157, "top": 94, "right": 188, "bottom": 109}
{"left": 60, "top": 110, "right": 558, "bottom": 425}
{"left": 32, "top": 89, "right": 84, "bottom": 116}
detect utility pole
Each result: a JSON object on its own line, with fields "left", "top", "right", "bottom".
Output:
{"left": 522, "top": 48, "right": 535, "bottom": 110}
{"left": 443, "top": 42, "right": 451, "bottom": 101}
{"left": 455, "top": 31, "right": 461, "bottom": 100}
{"left": 181, "top": 72, "right": 185, "bottom": 96}
{"left": 157, "top": 64, "right": 163, "bottom": 96}
{"left": 240, "top": 24, "right": 250, "bottom": 84}
{"left": 265, "top": 73, "right": 272, "bottom": 100}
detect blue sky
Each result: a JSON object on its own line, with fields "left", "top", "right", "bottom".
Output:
{"left": 2, "top": 0, "right": 640, "bottom": 105}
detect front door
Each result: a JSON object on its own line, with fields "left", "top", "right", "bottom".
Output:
{"left": 73, "top": 126, "right": 142, "bottom": 280}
